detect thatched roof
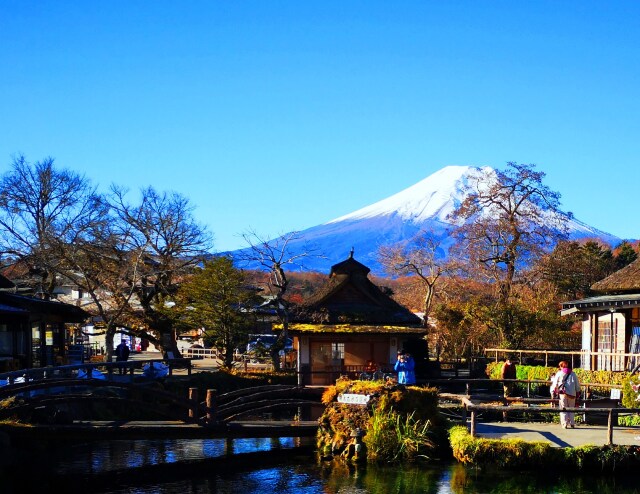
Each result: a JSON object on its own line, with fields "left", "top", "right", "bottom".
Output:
{"left": 591, "top": 258, "right": 640, "bottom": 293}
{"left": 291, "top": 253, "right": 422, "bottom": 327}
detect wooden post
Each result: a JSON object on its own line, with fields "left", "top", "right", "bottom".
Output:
{"left": 545, "top": 351, "right": 548, "bottom": 367}
{"left": 470, "top": 410, "right": 476, "bottom": 437}
{"left": 189, "top": 387, "right": 199, "bottom": 421}
{"left": 206, "top": 389, "right": 217, "bottom": 425}
{"left": 527, "top": 381, "right": 531, "bottom": 398}
{"left": 466, "top": 382, "right": 470, "bottom": 396}
{"left": 607, "top": 409, "right": 614, "bottom": 445}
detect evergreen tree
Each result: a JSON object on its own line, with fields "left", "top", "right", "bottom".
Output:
{"left": 177, "top": 257, "right": 258, "bottom": 368}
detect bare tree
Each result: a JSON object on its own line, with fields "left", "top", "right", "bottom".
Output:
{"left": 105, "top": 186, "right": 213, "bottom": 358}
{"left": 0, "top": 155, "right": 102, "bottom": 297}
{"left": 56, "top": 213, "right": 147, "bottom": 362}
{"left": 448, "top": 162, "right": 570, "bottom": 347}
{"left": 236, "top": 230, "right": 318, "bottom": 370}
{"left": 378, "top": 230, "right": 451, "bottom": 357}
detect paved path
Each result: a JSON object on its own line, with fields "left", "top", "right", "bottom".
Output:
{"left": 475, "top": 421, "right": 640, "bottom": 447}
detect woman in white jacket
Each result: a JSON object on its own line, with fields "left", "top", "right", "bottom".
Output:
{"left": 550, "top": 360, "right": 581, "bottom": 428}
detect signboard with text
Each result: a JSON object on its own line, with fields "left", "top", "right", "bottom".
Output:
{"left": 337, "top": 393, "right": 371, "bottom": 405}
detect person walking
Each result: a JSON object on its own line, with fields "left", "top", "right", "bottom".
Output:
{"left": 115, "top": 339, "right": 130, "bottom": 375}
{"left": 550, "top": 361, "right": 581, "bottom": 428}
{"left": 394, "top": 351, "right": 416, "bottom": 385}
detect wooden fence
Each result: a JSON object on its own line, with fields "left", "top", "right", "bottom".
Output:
{"left": 485, "top": 348, "right": 640, "bottom": 371}
{"left": 448, "top": 394, "right": 635, "bottom": 446}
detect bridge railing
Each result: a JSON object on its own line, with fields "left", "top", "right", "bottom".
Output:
{"left": 0, "top": 357, "right": 192, "bottom": 384}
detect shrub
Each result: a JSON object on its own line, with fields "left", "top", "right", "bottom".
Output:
{"left": 365, "top": 407, "right": 436, "bottom": 462}
{"left": 486, "top": 361, "right": 633, "bottom": 397}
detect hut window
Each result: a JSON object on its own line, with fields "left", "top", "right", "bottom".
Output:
{"left": 598, "top": 321, "right": 612, "bottom": 352}
{"left": 332, "top": 343, "right": 344, "bottom": 360}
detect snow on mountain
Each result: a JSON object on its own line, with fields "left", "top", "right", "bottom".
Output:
{"left": 328, "top": 165, "right": 493, "bottom": 224}
{"left": 229, "top": 165, "right": 622, "bottom": 275}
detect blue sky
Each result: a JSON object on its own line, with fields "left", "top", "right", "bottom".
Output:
{"left": 1, "top": 1, "right": 639, "bottom": 252}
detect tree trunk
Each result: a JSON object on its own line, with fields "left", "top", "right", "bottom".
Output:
{"left": 224, "top": 345, "right": 234, "bottom": 368}
{"left": 104, "top": 326, "right": 115, "bottom": 363}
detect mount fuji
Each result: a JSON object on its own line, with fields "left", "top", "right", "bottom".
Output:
{"left": 230, "top": 165, "right": 622, "bottom": 275}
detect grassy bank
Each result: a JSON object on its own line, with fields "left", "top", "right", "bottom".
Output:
{"left": 449, "top": 425, "right": 640, "bottom": 472}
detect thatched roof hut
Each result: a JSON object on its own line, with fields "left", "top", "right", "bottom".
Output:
{"left": 592, "top": 258, "right": 640, "bottom": 293}
{"left": 291, "top": 251, "right": 422, "bottom": 326}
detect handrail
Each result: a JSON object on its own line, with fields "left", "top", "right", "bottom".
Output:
{"left": 425, "top": 377, "right": 622, "bottom": 399}
{"left": 440, "top": 392, "right": 635, "bottom": 445}
{"left": 0, "top": 357, "right": 192, "bottom": 383}
{"left": 485, "top": 347, "right": 640, "bottom": 369}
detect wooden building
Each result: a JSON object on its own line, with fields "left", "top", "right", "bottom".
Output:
{"left": 0, "top": 275, "right": 88, "bottom": 371}
{"left": 561, "top": 258, "right": 640, "bottom": 371}
{"left": 288, "top": 252, "right": 425, "bottom": 385}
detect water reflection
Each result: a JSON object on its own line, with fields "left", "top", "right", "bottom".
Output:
{"left": 3, "top": 438, "right": 639, "bottom": 493}
{"left": 48, "top": 437, "right": 303, "bottom": 475}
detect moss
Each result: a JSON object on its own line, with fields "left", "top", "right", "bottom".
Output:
{"left": 317, "top": 379, "right": 444, "bottom": 463}
{"left": 276, "top": 323, "right": 424, "bottom": 334}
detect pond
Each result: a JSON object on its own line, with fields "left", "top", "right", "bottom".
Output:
{"left": 1, "top": 436, "right": 638, "bottom": 493}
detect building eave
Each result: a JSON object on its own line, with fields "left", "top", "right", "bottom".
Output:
{"left": 284, "top": 323, "right": 426, "bottom": 335}
{"left": 561, "top": 293, "right": 640, "bottom": 314}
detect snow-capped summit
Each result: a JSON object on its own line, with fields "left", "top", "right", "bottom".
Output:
{"left": 229, "top": 165, "right": 622, "bottom": 275}
{"left": 328, "top": 165, "right": 494, "bottom": 224}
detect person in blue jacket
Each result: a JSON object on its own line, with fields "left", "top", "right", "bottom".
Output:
{"left": 394, "top": 351, "right": 416, "bottom": 385}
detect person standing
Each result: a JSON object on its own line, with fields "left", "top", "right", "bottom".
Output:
{"left": 501, "top": 358, "right": 517, "bottom": 397}
{"left": 394, "top": 351, "right": 416, "bottom": 385}
{"left": 550, "top": 361, "right": 581, "bottom": 428}
{"left": 550, "top": 363, "right": 562, "bottom": 405}
{"left": 115, "top": 339, "right": 130, "bottom": 375}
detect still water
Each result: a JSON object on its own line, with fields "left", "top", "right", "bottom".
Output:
{"left": 3, "top": 437, "right": 640, "bottom": 494}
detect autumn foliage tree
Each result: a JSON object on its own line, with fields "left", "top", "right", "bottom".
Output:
{"left": 448, "top": 162, "right": 570, "bottom": 348}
